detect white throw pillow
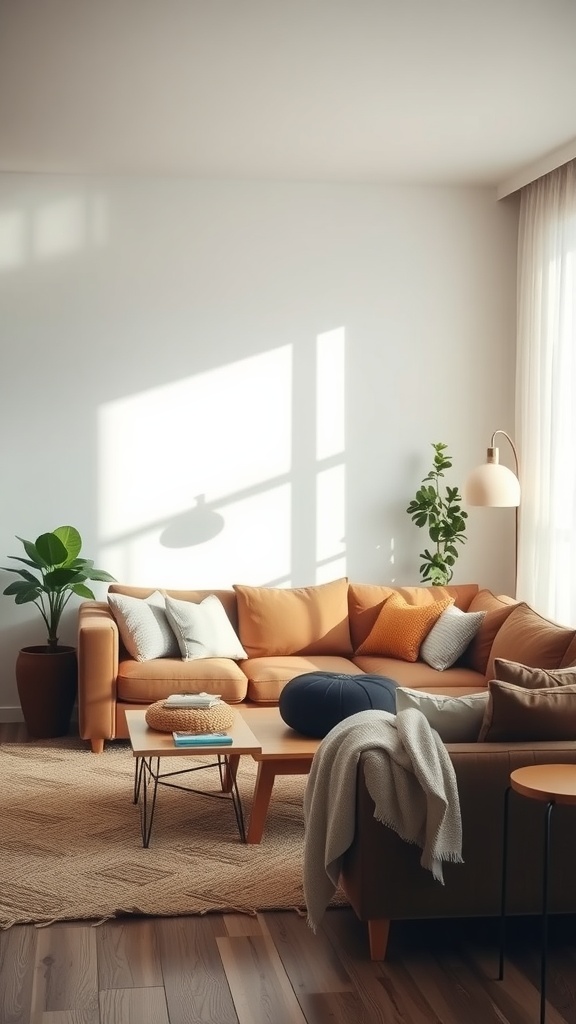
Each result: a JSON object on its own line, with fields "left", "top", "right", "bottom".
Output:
{"left": 164, "top": 594, "right": 247, "bottom": 661}
{"left": 107, "top": 591, "right": 180, "bottom": 662}
{"left": 420, "top": 605, "right": 486, "bottom": 671}
{"left": 395, "top": 687, "right": 489, "bottom": 742}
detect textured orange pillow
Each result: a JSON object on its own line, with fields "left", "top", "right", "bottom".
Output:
{"left": 356, "top": 593, "right": 454, "bottom": 662}
{"left": 233, "top": 578, "right": 352, "bottom": 658}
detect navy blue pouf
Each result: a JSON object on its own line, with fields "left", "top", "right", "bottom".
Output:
{"left": 279, "top": 672, "right": 398, "bottom": 739}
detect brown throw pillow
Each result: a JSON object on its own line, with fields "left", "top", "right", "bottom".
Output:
{"left": 478, "top": 680, "right": 576, "bottom": 742}
{"left": 493, "top": 658, "right": 576, "bottom": 690}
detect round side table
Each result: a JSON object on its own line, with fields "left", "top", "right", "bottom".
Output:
{"left": 500, "top": 763, "right": 576, "bottom": 1024}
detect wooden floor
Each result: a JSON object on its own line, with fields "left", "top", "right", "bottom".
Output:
{"left": 3, "top": 724, "right": 576, "bottom": 1024}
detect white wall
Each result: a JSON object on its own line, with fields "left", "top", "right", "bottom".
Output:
{"left": 0, "top": 175, "right": 519, "bottom": 718}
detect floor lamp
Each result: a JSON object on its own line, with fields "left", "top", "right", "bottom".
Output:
{"left": 463, "top": 430, "right": 521, "bottom": 595}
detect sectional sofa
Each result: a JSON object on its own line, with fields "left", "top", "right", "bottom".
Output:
{"left": 77, "top": 577, "right": 576, "bottom": 958}
{"left": 77, "top": 577, "right": 574, "bottom": 751}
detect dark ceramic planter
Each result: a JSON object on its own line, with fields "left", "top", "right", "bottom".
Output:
{"left": 16, "top": 645, "right": 78, "bottom": 739}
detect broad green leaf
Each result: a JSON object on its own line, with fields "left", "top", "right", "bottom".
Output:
{"left": 35, "top": 532, "right": 68, "bottom": 567}
{"left": 71, "top": 583, "right": 95, "bottom": 599}
{"left": 53, "top": 525, "right": 82, "bottom": 563}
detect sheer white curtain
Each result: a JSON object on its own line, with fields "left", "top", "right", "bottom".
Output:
{"left": 516, "top": 159, "right": 576, "bottom": 623}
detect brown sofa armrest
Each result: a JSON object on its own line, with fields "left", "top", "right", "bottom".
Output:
{"left": 77, "top": 601, "right": 119, "bottom": 751}
{"left": 341, "top": 740, "right": 576, "bottom": 939}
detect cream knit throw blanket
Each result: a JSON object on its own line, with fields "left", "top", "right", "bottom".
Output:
{"left": 303, "top": 707, "right": 463, "bottom": 931}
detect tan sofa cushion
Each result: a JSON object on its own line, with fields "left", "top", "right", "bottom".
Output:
{"left": 116, "top": 657, "right": 248, "bottom": 704}
{"left": 356, "top": 593, "right": 453, "bottom": 662}
{"left": 352, "top": 654, "right": 484, "bottom": 692}
{"left": 459, "top": 589, "right": 518, "bottom": 675}
{"left": 479, "top": 679, "right": 576, "bottom": 741}
{"left": 348, "top": 583, "right": 478, "bottom": 653}
{"left": 242, "top": 654, "right": 360, "bottom": 703}
{"left": 486, "top": 603, "right": 576, "bottom": 681}
{"left": 234, "top": 578, "right": 352, "bottom": 658}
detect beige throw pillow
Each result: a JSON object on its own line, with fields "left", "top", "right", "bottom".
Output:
{"left": 165, "top": 595, "right": 247, "bottom": 661}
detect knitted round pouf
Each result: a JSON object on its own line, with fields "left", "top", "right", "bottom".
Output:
{"left": 145, "top": 699, "right": 236, "bottom": 733}
{"left": 279, "top": 672, "right": 398, "bottom": 738}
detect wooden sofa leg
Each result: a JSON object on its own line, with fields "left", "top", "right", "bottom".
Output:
{"left": 368, "top": 918, "right": 390, "bottom": 960}
{"left": 90, "top": 739, "right": 105, "bottom": 754}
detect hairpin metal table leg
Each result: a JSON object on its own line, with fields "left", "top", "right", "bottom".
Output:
{"left": 139, "top": 756, "right": 160, "bottom": 849}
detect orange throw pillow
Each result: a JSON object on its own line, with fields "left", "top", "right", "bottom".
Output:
{"left": 356, "top": 593, "right": 454, "bottom": 662}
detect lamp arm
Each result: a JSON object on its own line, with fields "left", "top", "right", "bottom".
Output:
{"left": 489, "top": 430, "right": 519, "bottom": 478}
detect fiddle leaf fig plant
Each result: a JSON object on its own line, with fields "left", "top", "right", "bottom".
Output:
{"left": 2, "top": 526, "right": 116, "bottom": 650}
{"left": 406, "top": 442, "right": 468, "bottom": 586}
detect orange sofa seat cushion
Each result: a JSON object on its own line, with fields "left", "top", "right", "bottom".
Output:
{"left": 116, "top": 657, "right": 248, "bottom": 705}
{"left": 356, "top": 593, "right": 453, "bottom": 662}
{"left": 233, "top": 578, "right": 352, "bottom": 658}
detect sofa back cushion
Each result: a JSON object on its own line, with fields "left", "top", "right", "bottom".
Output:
{"left": 348, "top": 582, "right": 478, "bottom": 654}
{"left": 234, "top": 578, "right": 352, "bottom": 658}
{"left": 486, "top": 602, "right": 576, "bottom": 681}
{"left": 561, "top": 632, "right": 576, "bottom": 667}
{"left": 459, "top": 589, "right": 518, "bottom": 675}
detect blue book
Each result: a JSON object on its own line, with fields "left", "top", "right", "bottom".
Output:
{"left": 173, "top": 732, "right": 233, "bottom": 746}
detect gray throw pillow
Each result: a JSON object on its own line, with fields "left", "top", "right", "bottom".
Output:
{"left": 420, "top": 605, "right": 486, "bottom": 671}
{"left": 108, "top": 591, "right": 180, "bottom": 662}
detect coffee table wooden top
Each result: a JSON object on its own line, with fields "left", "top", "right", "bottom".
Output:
{"left": 511, "top": 763, "right": 576, "bottom": 805}
{"left": 238, "top": 706, "right": 320, "bottom": 761}
{"left": 125, "top": 709, "right": 262, "bottom": 758}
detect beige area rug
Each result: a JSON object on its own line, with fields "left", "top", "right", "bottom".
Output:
{"left": 0, "top": 738, "right": 347, "bottom": 928}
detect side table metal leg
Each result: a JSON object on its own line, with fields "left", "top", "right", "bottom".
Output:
{"left": 499, "top": 784, "right": 512, "bottom": 980}
{"left": 540, "top": 800, "right": 554, "bottom": 1024}
{"left": 133, "top": 756, "right": 144, "bottom": 804}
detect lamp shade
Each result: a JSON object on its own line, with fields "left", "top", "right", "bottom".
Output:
{"left": 464, "top": 462, "right": 520, "bottom": 507}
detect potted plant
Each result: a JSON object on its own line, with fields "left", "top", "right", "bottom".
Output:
{"left": 406, "top": 442, "right": 468, "bottom": 585}
{"left": 2, "top": 525, "right": 116, "bottom": 737}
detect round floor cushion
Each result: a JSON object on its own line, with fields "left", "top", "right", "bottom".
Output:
{"left": 279, "top": 672, "right": 398, "bottom": 738}
{"left": 145, "top": 699, "right": 236, "bottom": 733}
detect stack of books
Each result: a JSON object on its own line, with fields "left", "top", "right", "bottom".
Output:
{"left": 173, "top": 731, "right": 233, "bottom": 747}
{"left": 163, "top": 692, "right": 222, "bottom": 710}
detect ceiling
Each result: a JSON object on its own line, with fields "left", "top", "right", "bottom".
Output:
{"left": 1, "top": 0, "right": 575, "bottom": 189}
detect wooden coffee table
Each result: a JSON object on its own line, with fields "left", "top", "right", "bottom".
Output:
{"left": 231, "top": 706, "right": 321, "bottom": 843}
{"left": 125, "top": 710, "right": 262, "bottom": 847}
